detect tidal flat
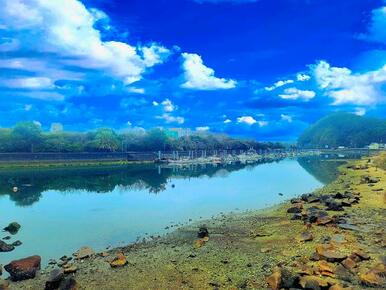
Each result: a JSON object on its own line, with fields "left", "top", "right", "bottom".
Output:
{"left": 3, "top": 155, "right": 384, "bottom": 289}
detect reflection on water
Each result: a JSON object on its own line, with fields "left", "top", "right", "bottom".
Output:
{"left": 0, "top": 156, "right": 356, "bottom": 266}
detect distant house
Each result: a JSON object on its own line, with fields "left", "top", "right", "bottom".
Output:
{"left": 338, "top": 146, "right": 345, "bottom": 149}
{"left": 165, "top": 128, "right": 192, "bottom": 139}
{"left": 368, "top": 143, "right": 386, "bottom": 150}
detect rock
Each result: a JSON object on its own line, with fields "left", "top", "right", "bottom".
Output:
{"left": 337, "top": 224, "right": 360, "bottom": 231}
{"left": 291, "top": 213, "right": 302, "bottom": 220}
{"left": 194, "top": 239, "right": 206, "bottom": 248}
{"left": 287, "top": 203, "right": 303, "bottom": 213}
{"left": 2, "top": 236, "right": 10, "bottom": 240}
{"left": 325, "top": 199, "right": 344, "bottom": 211}
{"left": 74, "top": 246, "right": 94, "bottom": 259}
{"left": 0, "top": 241, "right": 14, "bottom": 252}
{"left": 45, "top": 268, "right": 64, "bottom": 290}
{"left": 359, "top": 271, "right": 383, "bottom": 286}
{"left": 361, "top": 175, "right": 379, "bottom": 184}
{"left": 100, "top": 252, "right": 109, "bottom": 257}
{"left": 280, "top": 267, "right": 299, "bottom": 288}
{"left": 316, "top": 216, "right": 333, "bottom": 225}
{"left": 12, "top": 240, "right": 22, "bottom": 247}
{"left": 59, "top": 277, "right": 78, "bottom": 290}
{"left": 266, "top": 267, "right": 281, "bottom": 290}
{"left": 48, "top": 259, "right": 57, "bottom": 265}
{"left": 299, "top": 275, "right": 329, "bottom": 290}
{"left": 0, "top": 279, "right": 9, "bottom": 290}
{"left": 63, "top": 265, "right": 77, "bottom": 274}
{"left": 299, "top": 231, "right": 314, "bottom": 242}
{"left": 352, "top": 250, "right": 370, "bottom": 261}
{"left": 3, "top": 222, "right": 21, "bottom": 235}
{"left": 197, "top": 227, "right": 209, "bottom": 238}
{"left": 341, "top": 258, "right": 356, "bottom": 270}
{"left": 315, "top": 244, "right": 347, "bottom": 262}
{"left": 4, "top": 255, "right": 41, "bottom": 281}
{"left": 329, "top": 285, "right": 352, "bottom": 290}
{"left": 109, "top": 253, "right": 127, "bottom": 268}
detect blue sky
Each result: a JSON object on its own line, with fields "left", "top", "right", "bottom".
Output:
{"left": 0, "top": 0, "right": 385, "bottom": 140}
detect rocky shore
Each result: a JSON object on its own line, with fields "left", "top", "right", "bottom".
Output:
{"left": 1, "top": 155, "right": 385, "bottom": 289}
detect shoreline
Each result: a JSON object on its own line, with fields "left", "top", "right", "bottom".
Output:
{"left": 3, "top": 155, "right": 386, "bottom": 289}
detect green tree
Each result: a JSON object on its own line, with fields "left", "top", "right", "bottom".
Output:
{"left": 11, "top": 121, "right": 43, "bottom": 152}
{"left": 88, "top": 128, "right": 120, "bottom": 152}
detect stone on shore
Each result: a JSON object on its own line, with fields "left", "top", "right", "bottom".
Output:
{"left": 197, "top": 227, "right": 209, "bottom": 238}
{"left": 0, "top": 241, "right": 14, "bottom": 252}
{"left": 4, "top": 255, "right": 41, "bottom": 281}
{"left": 315, "top": 244, "right": 347, "bottom": 262}
{"left": 74, "top": 246, "right": 94, "bottom": 259}
{"left": 58, "top": 277, "right": 78, "bottom": 290}
{"left": 3, "top": 222, "right": 21, "bottom": 235}
{"left": 109, "top": 253, "right": 128, "bottom": 268}
{"left": 45, "top": 268, "right": 64, "bottom": 290}
{"left": 265, "top": 267, "right": 281, "bottom": 290}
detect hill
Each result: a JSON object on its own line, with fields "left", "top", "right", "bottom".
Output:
{"left": 298, "top": 113, "right": 386, "bottom": 148}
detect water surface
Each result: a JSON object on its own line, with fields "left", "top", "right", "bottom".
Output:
{"left": 0, "top": 157, "right": 346, "bottom": 265}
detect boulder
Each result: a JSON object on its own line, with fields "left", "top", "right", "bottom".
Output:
{"left": 299, "top": 231, "right": 314, "bottom": 242}
{"left": 3, "top": 222, "right": 21, "bottom": 235}
{"left": 0, "top": 241, "right": 14, "bottom": 252}
{"left": 315, "top": 244, "right": 347, "bottom": 262}
{"left": 109, "top": 253, "right": 127, "bottom": 268}
{"left": 45, "top": 268, "right": 64, "bottom": 290}
{"left": 12, "top": 240, "right": 22, "bottom": 247}
{"left": 197, "top": 227, "right": 209, "bottom": 238}
{"left": 299, "top": 275, "right": 329, "bottom": 290}
{"left": 4, "top": 255, "right": 41, "bottom": 281}
{"left": 59, "top": 277, "right": 78, "bottom": 290}
{"left": 74, "top": 246, "right": 94, "bottom": 259}
{"left": 287, "top": 203, "right": 303, "bottom": 213}
{"left": 266, "top": 267, "right": 281, "bottom": 290}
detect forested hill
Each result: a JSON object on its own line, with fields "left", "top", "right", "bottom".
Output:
{"left": 298, "top": 113, "right": 386, "bottom": 148}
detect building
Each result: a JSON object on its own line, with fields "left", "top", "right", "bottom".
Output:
{"left": 368, "top": 143, "right": 386, "bottom": 150}
{"left": 165, "top": 128, "right": 192, "bottom": 139}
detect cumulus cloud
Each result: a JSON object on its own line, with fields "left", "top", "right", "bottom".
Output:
{"left": 196, "top": 126, "right": 210, "bottom": 131}
{"left": 161, "top": 99, "right": 175, "bottom": 112}
{"left": 280, "top": 114, "right": 293, "bottom": 123}
{"left": 237, "top": 116, "right": 257, "bottom": 125}
{"left": 224, "top": 119, "right": 232, "bottom": 123}
{"left": 257, "top": 120, "right": 268, "bottom": 127}
{"left": 265, "top": 79, "right": 294, "bottom": 91}
{"left": 0, "top": 0, "right": 171, "bottom": 99}
{"left": 181, "top": 53, "right": 237, "bottom": 90}
{"left": 296, "top": 73, "right": 311, "bottom": 81}
{"left": 354, "top": 108, "right": 366, "bottom": 116}
{"left": 279, "top": 87, "right": 316, "bottom": 101}
{"left": 156, "top": 113, "right": 184, "bottom": 124}
{"left": 359, "top": 5, "right": 386, "bottom": 44}
{"left": 312, "top": 60, "right": 386, "bottom": 105}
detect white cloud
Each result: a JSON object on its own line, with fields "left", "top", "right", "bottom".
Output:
{"left": 359, "top": 5, "right": 386, "bottom": 44}
{"left": 156, "top": 113, "right": 184, "bottom": 124}
{"left": 312, "top": 60, "right": 386, "bottom": 105}
{"left": 224, "top": 119, "right": 232, "bottom": 123}
{"left": 127, "top": 87, "right": 145, "bottom": 94}
{"left": 33, "top": 120, "right": 42, "bottom": 127}
{"left": 265, "top": 79, "right": 294, "bottom": 91}
{"left": 152, "top": 101, "right": 159, "bottom": 106}
{"left": 127, "top": 121, "right": 132, "bottom": 126}
{"left": 196, "top": 126, "right": 210, "bottom": 131}
{"left": 296, "top": 73, "right": 311, "bottom": 81}
{"left": 24, "top": 104, "right": 32, "bottom": 111}
{"left": 50, "top": 122, "right": 63, "bottom": 132}
{"left": 181, "top": 53, "right": 237, "bottom": 90}
{"left": 354, "top": 108, "right": 366, "bottom": 116}
{"left": 0, "top": 77, "right": 53, "bottom": 89}
{"left": 257, "top": 120, "right": 268, "bottom": 127}
{"left": 279, "top": 87, "right": 316, "bottom": 100}
{"left": 237, "top": 116, "right": 257, "bottom": 125}
{"left": 280, "top": 114, "right": 293, "bottom": 123}
{"left": 161, "top": 99, "right": 175, "bottom": 112}
{"left": 0, "top": 0, "right": 171, "bottom": 98}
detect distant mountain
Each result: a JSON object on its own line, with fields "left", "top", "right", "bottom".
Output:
{"left": 298, "top": 113, "right": 386, "bottom": 148}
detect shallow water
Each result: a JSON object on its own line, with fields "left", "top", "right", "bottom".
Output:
{"left": 0, "top": 156, "right": 346, "bottom": 266}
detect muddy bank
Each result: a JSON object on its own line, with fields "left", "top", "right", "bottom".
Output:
{"left": 3, "top": 156, "right": 385, "bottom": 289}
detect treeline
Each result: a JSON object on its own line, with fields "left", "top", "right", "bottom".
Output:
{"left": 0, "top": 121, "right": 283, "bottom": 153}
{"left": 298, "top": 113, "right": 386, "bottom": 148}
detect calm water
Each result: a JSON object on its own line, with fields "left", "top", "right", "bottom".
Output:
{"left": 0, "top": 156, "right": 346, "bottom": 266}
